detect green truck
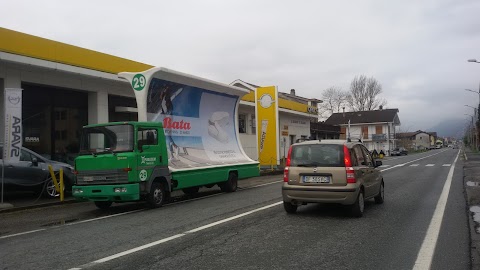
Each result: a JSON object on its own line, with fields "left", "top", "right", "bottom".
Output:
{"left": 72, "top": 67, "right": 260, "bottom": 209}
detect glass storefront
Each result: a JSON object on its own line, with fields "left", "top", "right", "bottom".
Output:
{"left": 22, "top": 83, "right": 88, "bottom": 165}
{"left": 108, "top": 95, "right": 137, "bottom": 122}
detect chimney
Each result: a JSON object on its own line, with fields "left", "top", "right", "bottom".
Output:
{"left": 379, "top": 105, "right": 383, "bottom": 110}
{"left": 342, "top": 107, "right": 345, "bottom": 118}
{"left": 290, "top": 89, "right": 296, "bottom": 96}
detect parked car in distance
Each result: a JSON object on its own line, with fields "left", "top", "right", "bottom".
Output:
{"left": 0, "top": 145, "right": 74, "bottom": 198}
{"left": 282, "top": 139, "right": 384, "bottom": 217}
{"left": 391, "top": 147, "right": 408, "bottom": 156}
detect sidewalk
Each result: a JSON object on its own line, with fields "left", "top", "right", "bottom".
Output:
{"left": 462, "top": 148, "right": 480, "bottom": 270}
{"left": 0, "top": 171, "right": 283, "bottom": 214}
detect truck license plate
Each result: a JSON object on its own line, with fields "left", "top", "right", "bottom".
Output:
{"left": 303, "top": 176, "right": 330, "bottom": 183}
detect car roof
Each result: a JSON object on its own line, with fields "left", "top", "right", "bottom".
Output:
{"left": 292, "top": 139, "right": 363, "bottom": 148}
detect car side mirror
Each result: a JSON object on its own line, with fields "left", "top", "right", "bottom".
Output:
{"left": 375, "top": 160, "right": 382, "bottom": 167}
{"left": 32, "top": 157, "right": 39, "bottom": 167}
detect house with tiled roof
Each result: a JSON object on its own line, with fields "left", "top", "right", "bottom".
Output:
{"left": 396, "top": 130, "right": 437, "bottom": 150}
{"left": 325, "top": 107, "right": 401, "bottom": 155}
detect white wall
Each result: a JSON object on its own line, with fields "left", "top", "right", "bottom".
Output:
{"left": 279, "top": 113, "right": 311, "bottom": 159}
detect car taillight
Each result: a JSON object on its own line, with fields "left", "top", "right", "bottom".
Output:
{"left": 343, "top": 145, "right": 356, "bottom": 183}
{"left": 284, "top": 146, "right": 293, "bottom": 182}
{"left": 283, "top": 167, "right": 289, "bottom": 182}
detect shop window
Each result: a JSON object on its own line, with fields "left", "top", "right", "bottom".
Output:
{"left": 239, "top": 114, "right": 246, "bottom": 133}
{"left": 251, "top": 115, "right": 256, "bottom": 134}
{"left": 55, "top": 110, "right": 67, "bottom": 120}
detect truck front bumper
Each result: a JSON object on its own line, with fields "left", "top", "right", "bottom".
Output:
{"left": 72, "top": 184, "right": 140, "bottom": 202}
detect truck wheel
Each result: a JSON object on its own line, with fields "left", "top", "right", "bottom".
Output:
{"left": 182, "top": 186, "right": 200, "bottom": 195}
{"left": 94, "top": 201, "right": 112, "bottom": 209}
{"left": 147, "top": 182, "right": 166, "bottom": 208}
{"left": 220, "top": 173, "right": 238, "bottom": 193}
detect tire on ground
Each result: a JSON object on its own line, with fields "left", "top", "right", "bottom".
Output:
{"left": 147, "top": 181, "right": 166, "bottom": 208}
{"left": 220, "top": 172, "right": 238, "bottom": 193}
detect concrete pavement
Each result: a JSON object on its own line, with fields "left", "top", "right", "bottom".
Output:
{"left": 463, "top": 147, "right": 480, "bottom": 270}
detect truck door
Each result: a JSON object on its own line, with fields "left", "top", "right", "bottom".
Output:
{"left": 137, "top": 127, "right": 161, "bottom": 182}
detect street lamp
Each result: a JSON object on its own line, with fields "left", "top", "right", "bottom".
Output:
{"left": 465, "top": 105, "right": 478, "bottom": 149}
{"left": 465, "top": 113, "right": 476, "bottom": 149}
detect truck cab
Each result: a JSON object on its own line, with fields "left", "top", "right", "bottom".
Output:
{"left": 72, "top": 122, "right": 171, "bottom": 209}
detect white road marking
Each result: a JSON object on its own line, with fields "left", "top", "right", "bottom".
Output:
{"left": 426, "top": 164, "right": 435, "bottom": 167}
{"left": 442, "top": 164, "right": 451, "bottom": 167}
{"left": 412, "top": 151, "right": 459, "bottom": 270}
{"left": 380, "top": 149, "right": 450, "bottom": 172}
{"left": 0, "top": 229, "right": 46, "bottom": 240}
{"left": 410, "top": 164, "right": 420, "bottom": 167}
{"left": 70, "top": 201, "right": 283, "bottom": 269}
{"left": 239, "top": 180, "right": 283, "bottom": 190}
{"left": 379, "top": 164, "right": 391, "bottom": 167}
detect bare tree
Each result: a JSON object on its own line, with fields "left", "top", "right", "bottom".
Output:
{"left": 347, "top": 75, "right": 386, "bottom": 111}
{"left": 318, "top": 86, "right": 347, "bottom": 120}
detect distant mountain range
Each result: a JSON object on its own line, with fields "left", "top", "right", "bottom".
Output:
{"left": 427, "top": 118, "right": 467, "bottom": 138}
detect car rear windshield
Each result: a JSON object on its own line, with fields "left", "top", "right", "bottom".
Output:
{"left": 290, "top": 144, "right": 344, "bottom": 167}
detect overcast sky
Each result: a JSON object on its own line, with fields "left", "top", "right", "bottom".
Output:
{"left": 2, "top": 0, "right": 480, "bottom": 135}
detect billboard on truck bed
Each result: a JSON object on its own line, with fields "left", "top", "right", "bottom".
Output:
{"left": 119, "top": 67, "right": 257, "bottom": 171}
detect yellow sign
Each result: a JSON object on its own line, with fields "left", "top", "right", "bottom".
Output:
{"left": 282, "top": 131, "right": 289, "bottom": 136}
{"left": 256, "top": 86, "right": 279, "bottom": 166}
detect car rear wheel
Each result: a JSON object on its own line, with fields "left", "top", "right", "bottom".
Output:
{"left": 374, "top": 181, "right": 384, "bottom": 204}
{"left": 94, "top": 201, "right": 112, "bottom": 209}
{"left": 283, "top": 201, "right": 298, "bottom": 214}
{"left": 43, "top": 177, "right": 64, "bottom": 198}
{"left": 350, "top": 190, "right": 364, "bottom": 217}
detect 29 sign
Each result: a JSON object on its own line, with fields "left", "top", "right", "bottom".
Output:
{"left": 132, "top": 74, "right": 146, "bottom": 91}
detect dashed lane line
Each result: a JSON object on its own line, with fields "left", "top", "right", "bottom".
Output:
{"left": 412, "top": 151, "right": 459, "bottom": 269}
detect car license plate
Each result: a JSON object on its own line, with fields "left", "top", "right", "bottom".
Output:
{"left": 303, "top": 176, "right": 330, "bottom": 183}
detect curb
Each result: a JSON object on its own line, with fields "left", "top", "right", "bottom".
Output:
{"left": 0, "top": 199, "right": 81, "bottom": 214}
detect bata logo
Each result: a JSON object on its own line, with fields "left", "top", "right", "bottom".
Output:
{"left": 10, "top": 116, "right": 21, "bottom": 157}
{"left": 163, "top": 117, "right": 191, "bottom": 130}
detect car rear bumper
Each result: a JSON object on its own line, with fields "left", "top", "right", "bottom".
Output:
{"left": 72, "top": 183, "right": 140, "bottom": 202}
{"left": 282, "top": 183, "right": 359, "bottom": 205}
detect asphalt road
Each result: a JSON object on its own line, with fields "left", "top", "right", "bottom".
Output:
{"left": 0, "top": 149, "right": 469, "bottom": 270}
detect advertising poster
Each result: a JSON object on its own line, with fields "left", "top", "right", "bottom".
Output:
{"left": 146, "top": 78, "right": 251, "bottom": 169}
{"left": 3, "top": 88, "right": 23, "bottom": 163}
{"left": 255, "top": 86, "right": 279, "bottom": 166}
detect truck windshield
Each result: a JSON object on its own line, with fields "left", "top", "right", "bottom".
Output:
{"left": 79, "top": 124, "right": 134, "bottom": 155}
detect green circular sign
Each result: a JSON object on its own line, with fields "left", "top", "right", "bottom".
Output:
{"left": 132, "top": 74, "right": 146, "bottom": 91}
